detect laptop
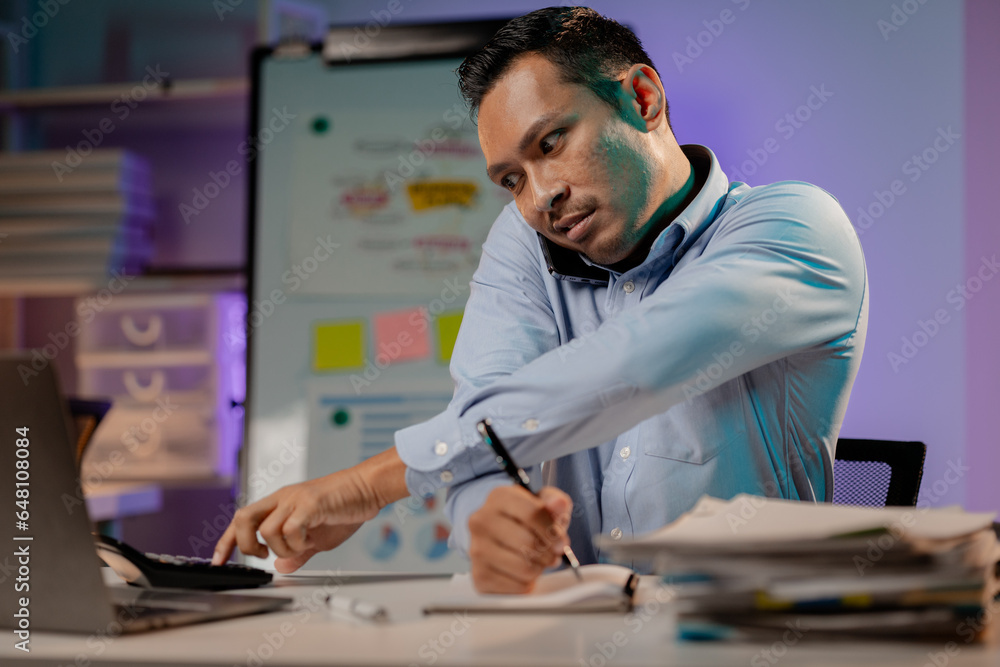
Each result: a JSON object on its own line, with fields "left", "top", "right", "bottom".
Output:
{"left": 0, "top": 351, "right": 291, "bottom": 634}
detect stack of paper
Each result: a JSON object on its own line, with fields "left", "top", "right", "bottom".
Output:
{"left": 0, "top": 150, "right": 153, "bottom": 283}
{"left": 605, "top": 495, "right": 1000, "bottom": 641}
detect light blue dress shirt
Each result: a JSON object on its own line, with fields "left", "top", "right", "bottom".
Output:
{"left": 395, "top": 145, "right": 868, "bottom": 566}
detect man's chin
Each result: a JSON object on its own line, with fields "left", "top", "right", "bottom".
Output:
{"left": 546, "top": 232, "right": 627, "bottom": 268}
{"left": 580, "top": 243, "right": 629, "bottom": 268}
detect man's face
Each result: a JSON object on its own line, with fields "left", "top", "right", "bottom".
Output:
{"left": 478, "top": 53, "right": 664, "bottom": 267}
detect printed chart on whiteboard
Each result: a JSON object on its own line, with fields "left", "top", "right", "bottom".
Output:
{"left": 285, "top": 63, "right": 509, "bottom": 297}
{"left": 302, "top": 375, "right": 464, "bottom": 572}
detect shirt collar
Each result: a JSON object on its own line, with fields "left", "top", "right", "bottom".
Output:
{"left": 653, "top": 144, "right": 731, "bottom": 262}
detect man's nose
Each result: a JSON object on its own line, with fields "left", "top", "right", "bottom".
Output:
{"left": 530, "top": 172, "right": 567, "bottom": 213}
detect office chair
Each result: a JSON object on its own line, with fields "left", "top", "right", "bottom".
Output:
{"left": 67, "top": 397, "right": 112, "bottom": 469}
{"left": 832, "top": 438, "right": 926, "bottom": 507}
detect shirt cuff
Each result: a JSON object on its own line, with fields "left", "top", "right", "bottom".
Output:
{"left": 395, "top": 407, "right": 490, "bottom": 497}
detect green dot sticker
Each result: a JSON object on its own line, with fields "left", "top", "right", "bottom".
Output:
{"left": 311, "top": 116, "right": 330, "bottom": 134}
{"left": 331, "top": 408, "right": 350, "bottom": 427}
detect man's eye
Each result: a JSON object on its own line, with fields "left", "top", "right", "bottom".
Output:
{"left": 540, "top": 130, "right": 563, "bottom": 154}
{"left": 500, "top": 174, "right": 521, "bottom": 191}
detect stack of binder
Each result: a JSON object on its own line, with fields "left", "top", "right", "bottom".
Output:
{"left": 606, "top": 495, "right": 1000, "bottom": 641}
{"left": 0, "top": 149, "right": 153, "bottom": 285}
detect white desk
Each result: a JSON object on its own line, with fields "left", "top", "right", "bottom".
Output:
{"left": 2, "top": 573, "right": 999, "bottom": 667}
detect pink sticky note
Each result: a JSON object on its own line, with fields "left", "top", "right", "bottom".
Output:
{"left": 372, "top": 307, "right": 431, "bottom": 364}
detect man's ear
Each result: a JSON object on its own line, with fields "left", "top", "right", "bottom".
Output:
{"left": 620, "top": 64, "right": 666, "bottom": 132}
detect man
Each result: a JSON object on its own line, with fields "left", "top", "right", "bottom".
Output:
{"left": 213, "top": 7, "right": 867, "bottom": 594}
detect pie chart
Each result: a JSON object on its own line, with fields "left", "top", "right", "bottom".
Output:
{"left": 365, "top": 524, "right": 400, "bottom": 561}
{"left": 416, "top": 522, "right": 451, "bottom": 560}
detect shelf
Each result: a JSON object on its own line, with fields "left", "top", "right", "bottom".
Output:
{"left": 76, "top": 349, "right": 214, "bottom": 369}
{"left": 0, "top": 272, "right": 245, "bottom": 297}
{"left": 0, "top": 77, "right": 249, "bottom": 111}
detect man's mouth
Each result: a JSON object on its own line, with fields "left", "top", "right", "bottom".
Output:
{"left": 555, "top": 209, "right": 595, "bottom": 243}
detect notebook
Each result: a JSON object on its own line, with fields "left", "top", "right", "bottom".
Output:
{"left": 0, "top": 351, "right": 291, "bottom": 635}
{"left": 422, "top": 563, "right": 639, "bottom": 614}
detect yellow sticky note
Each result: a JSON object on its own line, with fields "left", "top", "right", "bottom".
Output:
{"left": 313, "top": 321, "right": 365, "bottom": 372}
{"left": 407, "top": 181, "right": 478, "bottom": 211}
{"left": 434, "top": 311, "right": 464, "bottom": 364}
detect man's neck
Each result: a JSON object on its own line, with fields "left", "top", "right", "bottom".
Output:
{"left": 608, "top": 160, "right": 698, "bottom": 273}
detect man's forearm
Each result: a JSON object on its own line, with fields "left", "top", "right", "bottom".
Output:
{"left": 358, "top": 447, "right": 411, "bottom": 508}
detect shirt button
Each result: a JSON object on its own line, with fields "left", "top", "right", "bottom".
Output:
{"left": 434, "top": 441, "right": 448, "bottom": 456}
{"left": 521, "top": 418, "right": 539, "bottom": 431}
{"left": 619, "top": 446, "right": 631, "bottom": 460}
{"left": 439, "top": 470, "right": 453, "bottom": 483}
{"left": 610, "top": 527, "right": 623, "bottom": 540}
{"left": 622, "top": 281, "right": 635, "bottom": 294}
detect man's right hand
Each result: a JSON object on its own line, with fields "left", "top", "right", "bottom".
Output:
{"left": 467, "top": 485, "right": 573, "bottom": 594}
{"left": 212, "top": 448, "right": 409, "bottom": 571}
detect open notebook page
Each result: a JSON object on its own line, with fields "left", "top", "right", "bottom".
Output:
{"left": 422, "top": 564, "right": 637, "bottom": 614}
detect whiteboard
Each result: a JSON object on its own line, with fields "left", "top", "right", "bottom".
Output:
{"left": 244, "top": 21, "right": 507, "bottom": 573}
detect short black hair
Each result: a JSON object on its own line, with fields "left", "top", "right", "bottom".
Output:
{"left": 457, "top": 6, "right": 666, "bottom": 125}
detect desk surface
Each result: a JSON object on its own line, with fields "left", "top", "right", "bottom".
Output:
{"left": 3, "top": 573, "right": 999, "bottom": 667}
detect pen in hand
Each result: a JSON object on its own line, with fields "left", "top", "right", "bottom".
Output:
{"left": 476, "top": 419, "right": 583, "bottom": 581}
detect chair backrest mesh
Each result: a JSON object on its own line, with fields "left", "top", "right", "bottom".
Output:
{"left": 832, "top": 439, "right": 926, "bottom": 507}
{"left": 832, "top": 459, "right": 892, "bottom": 507}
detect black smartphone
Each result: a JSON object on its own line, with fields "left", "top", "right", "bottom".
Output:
{"left": 537, "top": 233, "right": 609, "bottom": 286}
